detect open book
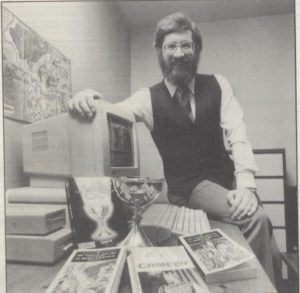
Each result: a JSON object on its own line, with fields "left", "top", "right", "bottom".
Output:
{"left": 179, "top": 229, "right": 257, "bottom": 283}
{"left": 46, "top": 247, "right": 126, "bottom": 293}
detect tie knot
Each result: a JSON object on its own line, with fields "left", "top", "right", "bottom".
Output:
{"left": 176, "top": 85, "right": 189, "bottom": 95}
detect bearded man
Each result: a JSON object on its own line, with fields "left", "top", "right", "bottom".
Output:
{"left": 68, "top": 12, "right": 281, "bottom": 287}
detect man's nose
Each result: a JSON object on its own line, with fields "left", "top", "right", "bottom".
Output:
{"left": 173, "top": 46, "right": 184, "bottom": 57}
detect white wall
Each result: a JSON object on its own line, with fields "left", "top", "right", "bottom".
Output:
{"left": 130, "top": 14, "right": 296, "bottom": 186}
{"left": 3, "top": 2, "right": 131, "bottom": 190}
{"left": 4, "top": 119, "right": 30, "bottom": 190}
{"left": 4, "top": 1, "right": 131, "bottom": 101}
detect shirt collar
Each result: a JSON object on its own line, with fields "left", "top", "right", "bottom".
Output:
{"left": 164, "top": 78, "right": 195, "bottom": 98}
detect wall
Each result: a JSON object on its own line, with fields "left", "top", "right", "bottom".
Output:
{"left": 3, "top": 2, "right": 131, "bottom": 190}
{"left": 4, "top": 119, "right": 29, "bottom": 190}
{"left": 4, "top": 1, "right": 131, "bottom": 100}
{"left": 130, "top": 14, "right": 296, "bottom": 186}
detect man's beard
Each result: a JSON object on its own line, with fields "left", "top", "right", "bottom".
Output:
{"left": 158, "top": 52, "right": 199, "bottom": 86}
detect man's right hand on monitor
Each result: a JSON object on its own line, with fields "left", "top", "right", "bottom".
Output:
{"left": 68, "top": 89, "right": 102, "bottom": 118}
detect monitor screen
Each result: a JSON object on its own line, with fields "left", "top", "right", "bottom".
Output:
{"left": 107, "top": 113, "right": 133, "bottom": 168}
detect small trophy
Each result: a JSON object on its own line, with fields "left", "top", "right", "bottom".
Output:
{"left": 112, "top": 177, "right": 164, "bottom": 248}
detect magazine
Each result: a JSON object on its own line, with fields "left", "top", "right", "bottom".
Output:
{"left": 127, "top": 246, "right": 211, "bottom": 293}
{"left": 65, "top": 177, "right": 129, "bottom": 248}
{"left": 46, "top": 247, "right": 126, "bottom": 293}
{"left": 179, "top": 229, "right": 257, "bottom": 283}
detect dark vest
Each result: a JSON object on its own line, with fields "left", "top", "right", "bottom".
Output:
{"left": 150, "top": 74, "right": 234, "bottom": 197}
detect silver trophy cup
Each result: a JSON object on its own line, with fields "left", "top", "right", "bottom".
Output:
{"left": 112, "top": 177, "right": 164, "bottom": 248}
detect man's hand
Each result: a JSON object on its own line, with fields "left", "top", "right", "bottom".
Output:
{"left": 227, "top": 188, "right": 258, "bottom": 220}
{"left": 68, "top": 89, "right": 102, "bottom": 118}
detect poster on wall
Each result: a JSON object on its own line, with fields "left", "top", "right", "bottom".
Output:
{"left": 2, "top": 7, "right": 72, "bottom": 123}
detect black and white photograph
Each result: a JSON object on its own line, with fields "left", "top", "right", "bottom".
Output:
{"left": 1, "top": 1, "right": 297, "bottom": 292}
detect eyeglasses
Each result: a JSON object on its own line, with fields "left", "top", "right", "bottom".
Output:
{"left": 163, "top": 41, "right": 194, "bottom": 55}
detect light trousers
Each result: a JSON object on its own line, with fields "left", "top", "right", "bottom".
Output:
{"left": 168, "top": 179, "right": 282, "bottom": 287}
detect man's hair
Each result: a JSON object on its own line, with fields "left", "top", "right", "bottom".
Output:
{"left": 153, "top": 12, "right": 202, "bottom": 53}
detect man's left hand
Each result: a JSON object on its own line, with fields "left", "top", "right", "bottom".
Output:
{"left": 227, "top": 188, "right": 258, "bottom": 220}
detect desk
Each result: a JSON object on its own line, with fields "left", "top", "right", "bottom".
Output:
{"left": 6, "top": 220, "right": 277, "bottom": 293}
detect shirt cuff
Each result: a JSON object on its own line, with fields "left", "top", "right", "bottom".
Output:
{"left": 235, "top": 172, "right": 256, "bottom": 189}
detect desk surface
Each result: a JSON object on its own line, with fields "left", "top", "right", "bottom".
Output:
{"left": 6, "top": 220, "right": 277, "bottom": 293}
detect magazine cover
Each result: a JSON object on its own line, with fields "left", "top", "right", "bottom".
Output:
{"left": 65, "top": 177, "right": 129, "bottom": 248}
{"left": 127, "top": 246, "right": 211, "bottom": 293}
{"left": 46, "top": 247, "right": 126, "bottom": 293}
{"left": 179, "top": 229, "right": 256, "bottom": 283}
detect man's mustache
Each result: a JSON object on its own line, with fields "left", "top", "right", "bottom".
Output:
{"left": 170, "top": 57, "right": 189, "bottom": 65}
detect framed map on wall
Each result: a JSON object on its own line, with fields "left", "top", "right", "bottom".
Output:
{"left": 2, "top": 7, "right": 72, "bottom": 123}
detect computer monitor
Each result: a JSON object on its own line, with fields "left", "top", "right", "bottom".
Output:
{"left": 22, "top": 100, "right": 140, "bottom": 188}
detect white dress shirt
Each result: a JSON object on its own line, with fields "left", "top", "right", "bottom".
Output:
{"left": 118, "top": 74, "right": 257, "bottom": 189}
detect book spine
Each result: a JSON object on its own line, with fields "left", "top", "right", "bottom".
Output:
{"left": 194, "top": 210, "right": 202, "bottom": 234}
{"left": 188, "top": 208, "right": 196, "bottom": 234}
{"left": 171, "top": 206, "right": 181, "bottom": 236}
{"left": 183, "top": 206, "right": 190, "bottom": 234}
{"left": 178, "top": 237, "right": 207, "bottom": 282}
{"left": 45, "top": 249, "right": 77, "bottom": 293}
{"left": 203, "top": 212, "right": 211, "bottom": 232}
{"left": 155, "top": 204, "right": 173, "bottom": 243}
{"left": 165, "top": 205, "right": 177, "bottom": 233}
{"left": 127, "top": 254, "right": 143, "bottom": 293}
{"left": 107, "top": 248, "right": 127, "bottom": 293}
{"left": 173, "top": 206, "right": 185, "bottom": 235}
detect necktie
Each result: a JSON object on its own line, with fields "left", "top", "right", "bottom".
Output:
{"left": 175, "top": 86, "right": 192, "bottom": 119}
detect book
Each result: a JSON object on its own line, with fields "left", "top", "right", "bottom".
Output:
{"left": 46, "top": 246, "right": 126, "bottom": 293}
{"left": 178, "top": 229, "right": 257, "bottom": 284}
{"left": 127, "top": 246, "right": 211, "bottom": 293}
{"left": 65, "top": 177, "right": 129, "bottom": 249}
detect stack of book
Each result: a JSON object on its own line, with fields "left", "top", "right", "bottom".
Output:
{"left": 6, "top": 186, "right": 73, "bottom": 263}
{"left": 141, "top": 203, "right": 211, "bottom": 245}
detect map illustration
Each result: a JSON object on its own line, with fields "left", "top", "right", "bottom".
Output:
{"left": 3, "top": 7, "right": 71, "bottom": 122}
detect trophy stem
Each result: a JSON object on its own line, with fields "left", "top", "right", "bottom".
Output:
{"left": 118, "top": 200, "right": 153, "bottom": 248}
{"left": 118, "top": 221, "right": 153, "bottom": 248}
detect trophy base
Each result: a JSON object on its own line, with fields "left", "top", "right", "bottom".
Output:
{"left": 118, "top": 225, "right": 153, "bottom": 249}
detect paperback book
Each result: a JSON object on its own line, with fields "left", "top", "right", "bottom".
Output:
{"left": 46, "top": 247, "right": 126, "bottom": 293}
{"left": 65, "top": 177, "right": 129, "bottom": 248}
{"left": 127, "top": 246, "right": 211, "bottom": 293}
{"left": 179, "top": 229, "right": 257, "bottom": 283}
